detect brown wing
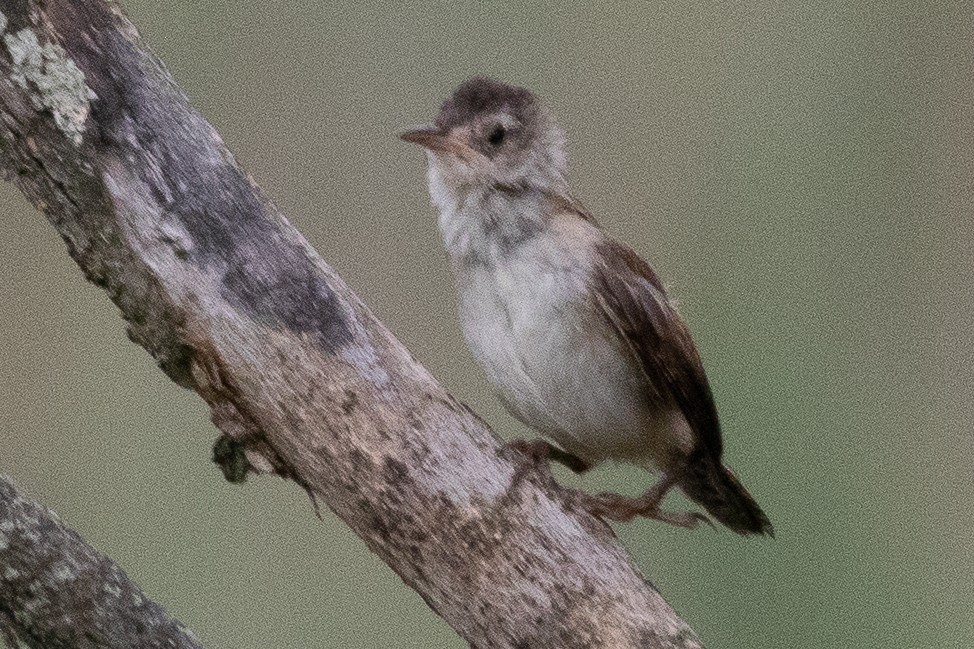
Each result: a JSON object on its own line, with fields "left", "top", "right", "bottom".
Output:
{"left": 591, "top": 239, "right": 723, "bottom": 458}
{"left": 544, "top": 191, "right": 601, "bottom": 226}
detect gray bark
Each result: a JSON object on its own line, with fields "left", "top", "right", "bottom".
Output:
{"left": 0, "top": 1, "right": 701, "bottom": 647}
{"left": 0, "top": 476, "right": 204, "bottom": 649}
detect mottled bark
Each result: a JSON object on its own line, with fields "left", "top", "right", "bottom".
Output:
{"left": 0, "top": 477, "right": 204, "bottom": 649}
{"left": 0, "top": 2, "right": 701, "bottom": 647}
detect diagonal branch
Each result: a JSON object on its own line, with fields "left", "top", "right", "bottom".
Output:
{"left": 0, "top": 2, "right": 701, "bottom": 647}
{"left": 0, "top": 476, "right": 205, "bottom": 649}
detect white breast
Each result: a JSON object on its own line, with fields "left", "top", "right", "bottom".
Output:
{"left": 454, "top": 218, "right": 661, "bottom": 465}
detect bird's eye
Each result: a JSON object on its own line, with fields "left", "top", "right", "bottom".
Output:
{"left": 487, "top": 125, "right": 506, "bottom": 146}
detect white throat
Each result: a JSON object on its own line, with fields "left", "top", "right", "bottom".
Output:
{"left": 426, "top": 156, "right": 558, "bottom": 264}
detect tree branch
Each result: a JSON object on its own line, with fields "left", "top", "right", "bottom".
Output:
{"left": 0, "top": 2, "right": 701, "bottom": 647}
{"left": 0, "top": 476, "right": 204, "bottom": 649}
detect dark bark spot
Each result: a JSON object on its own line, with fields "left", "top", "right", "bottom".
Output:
{"left": 406, "top": 409, "right": 424, "bottom": 430}
{"left": 1, "top": 1, "right": 34, "bottom": 32}
{"left": 220, "top": 256, "right": 350, "bottom": 351}
{"left": 349, "top": 448, "right": 373, "bottom": 474}
{"left": 340, "top": 389, "right": 359, "bottom": 415}
{"left": 359, "top": 500, "right": 391, "bottom": 544}
{"left": 383, "top": 457, "right": 409, "bottom": 486}
{"left": 158, "top": 342, "right": 195, "bottom": 386}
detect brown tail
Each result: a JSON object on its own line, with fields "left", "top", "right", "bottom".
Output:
{"left": 679, "top": 457, "right": 773, "bottom": 536}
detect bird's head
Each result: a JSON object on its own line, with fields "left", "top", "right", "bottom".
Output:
{"left": 401, "top": 77, "right": 568, "bottom": 194}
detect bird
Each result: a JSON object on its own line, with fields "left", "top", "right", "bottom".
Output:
{"left": 400, "top": 76, "right": 772, "bottom": 535}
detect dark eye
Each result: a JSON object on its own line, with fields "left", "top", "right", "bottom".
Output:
{"left": 487, "top": 125, "right": 506, "bottom": 146}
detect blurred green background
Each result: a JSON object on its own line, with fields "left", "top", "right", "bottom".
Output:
{"left": 2, "top": 1, "right": 971, "bottom": 647}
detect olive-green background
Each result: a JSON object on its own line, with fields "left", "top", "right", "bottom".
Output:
{"left": 2, "top": 1, "right": 970, "bottom": 647}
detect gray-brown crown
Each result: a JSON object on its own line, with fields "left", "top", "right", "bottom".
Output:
{"left": 434, "top": 77, "right": 542, "bottom": 132}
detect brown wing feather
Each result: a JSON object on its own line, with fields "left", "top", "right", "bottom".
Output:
{"left": 592, "top": 239, "right": 723, "bottom": 459}
{"left": 544, "top": 191, "right": 601, "bottom": 226}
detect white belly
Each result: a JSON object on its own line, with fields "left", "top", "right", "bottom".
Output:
{"left": 457, "top": 238, "right": 669, "bottom": 466}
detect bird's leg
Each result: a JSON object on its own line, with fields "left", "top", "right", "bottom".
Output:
{"left": 581, "top": 474, "right": 714, "bottom": 530}
{"left": 504, "top": 441, "right": 708, "bottom": 530}
{"left": 504, "top": 438, "right": 591, "bottom": 495}
{"left": 506, "top": 438, "right": 592, "bottom": 474}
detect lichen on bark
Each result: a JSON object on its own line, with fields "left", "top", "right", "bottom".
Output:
{"left": 1, "top": 13, "right": 96, "bottom": 146}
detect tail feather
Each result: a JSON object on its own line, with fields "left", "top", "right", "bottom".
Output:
{"left": 679, "top": 457, "right": 773, "bottom": 536}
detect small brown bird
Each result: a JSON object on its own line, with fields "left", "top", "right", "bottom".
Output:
{"left": 401, "top": 77, "right": 772, "bottom": 535}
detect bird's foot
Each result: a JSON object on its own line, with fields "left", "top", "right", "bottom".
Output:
{"left": 576, "top": 475, "right": 715, "bottom": 530}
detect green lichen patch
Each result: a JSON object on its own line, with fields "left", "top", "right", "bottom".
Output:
{"left": 3, "top": 26, "right": 96, "bottom": 146}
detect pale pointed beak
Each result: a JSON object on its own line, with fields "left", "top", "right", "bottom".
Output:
{"left": 400, "top": 127, "right": 479, "bottom": 162}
